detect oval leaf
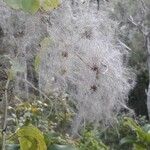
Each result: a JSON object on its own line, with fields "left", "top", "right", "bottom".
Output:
{"left": 17, "top": 124, "right": 47, "bottom": 150}
{"left": 6, "top": 144, "right": 20, "bottom": 150}
{"left": 120, "top": 137, "right": 137, "bottom": 145}
{"left": 48, "top": 144, "right": 78, "bottom": 150}
{"left": 22, "top": 0, "right": 40, "bottom": 14}
{"left": 41, "top": 0, "right": 60, "bottom": 11}
{"left": 4, "top": 0, "right": 22, "bottom": 9}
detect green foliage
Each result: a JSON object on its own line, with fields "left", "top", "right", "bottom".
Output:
{"left": 4, "top": 0, "right": 22, "bottom": 9}
{"left": 78, "top": 130, "right": 109, "bottom": 150}
{"left": 3, "top": 55, "right": 25, "bottom": 80}
{"left": 34, "top": 55, "right": 41, "bottom": 73}
{"left": 10, "top": 93, "right": 75, "bottom": 132}
{"left": 34, "top": 37, "right": 53, "bottom": 72}
{"left": 41, "top": 0, "right": 60, "bottom": 11}
{"left": 98, "top": 116, "right": 133, "bottom": 150}
{"left": 5, "top": 122, "right": 78, "bottom": 150}
{"left": 4, "top": 95, "right": 110, "bottom": 150}
{"left": 48, "top": 144, "right": 77, "bottom": 150}
{"left": 9, "top": 58, "right": 25, "bottom": 80}
{"left": 44, "top": 132, "right": 67, "bottom": 146}
{"left": 22, "top": 0, "right": 40, "bottom": 14}
{"left": 120, "top": 117, "right": 150, "bottom": 150}
{"left": 5, "top": 144, "right": 20, "bottom": 150}
{"left": 6, "top": 96, "right": 150, "bottom": 150}
{"left": 4, "top": 0, "right": 60, "bottom": 14}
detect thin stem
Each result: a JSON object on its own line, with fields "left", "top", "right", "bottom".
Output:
{"left": 2, "top": 79, "right": 10, "bottom": 150}
{"left": 22, "top": 79, "right": 52, "bottom": 102}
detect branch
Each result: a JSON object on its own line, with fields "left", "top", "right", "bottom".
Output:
{"left": 19, "top": 78, "right": 53, "bottom": 103}
{"left": 117, "top": 39, "right": 132, "bottom": 51}
{"left": 2, "top": 79, "right": 10, "bottom": 150}
{"left": 128, "top": 15, "right": 148, "bottom": 37}
{"left": 139, "top": 0, "right": 148, "bottom": 13}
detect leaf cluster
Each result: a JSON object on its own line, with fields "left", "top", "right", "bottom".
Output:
{"left": 120, "top": 117, "right": 150, "bottom": 150}
{"left": 4, "top": 0, "right": 60, "bottom": 14}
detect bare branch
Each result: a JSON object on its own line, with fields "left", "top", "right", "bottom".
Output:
{"left": 2, "top": 79, "right": 10, "bottom": 150}
{"left": 117, "top": 39, "right": 132, "bottom": 51}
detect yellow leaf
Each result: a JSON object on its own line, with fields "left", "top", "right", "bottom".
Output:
{"left": 17, "top": 124, "right": 47, "bottom": 150}
{"left": 41, "top": 0, "right": 60, "bottom": 11}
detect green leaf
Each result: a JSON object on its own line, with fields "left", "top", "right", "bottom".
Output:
{"left": 16, "top": 102, "right": 31, "bottom": 111}
{"left": 8, "top": 69, "right": 15, "bottom": 80}
{"left": 133, "top": 144, "right": 147, "bottom": 150}
{"left": 4, "top": 0, "right": 22, "bottom": 9}
{"left": 11, "top": 59, "right": 25, "bottom": 73}
{"left": 48, "top": 144, "right": 77, "bottom": 150}
{"left": 34, "top": 55, "right": 41, "bottom": 72}
{"left": 16, "top": 124, "right": 47, "bottom": 150}
{"left": 123, "top": 117, "right": 150, "bottom": 149}
{"left": 144, "top": 133, "right": 150, "bottom": 143}
{"left": 22, "top": 0, "right": 40, "bottom": 14}
{"left": 5, "top": 0, "right": 59, "bottom": 13}
{"left": 143, "top": 124, "right": 150, "bottom": 133}
{"left": 6, "top": 144, "right": 20, "bottom": 150}
{"left": 34, "top": 37, "right": 52, "bottom": 73}
{"left": 44, "top": 132, "right": 60, "bottom": 146}
{"left": 8, "top": 58, "right": 26, "bottom": 80}
{"left": 41, "top": 0, "right": 60, "bottom": 11}
{"left": 40, "top": 36, "right": 53, "bottom": 49}
{"left": 124, "top": 117, "right": 146, "bottom": 141}
{"left": 120, "top": 136, "right": 137, "bottom": 145}
{"left": 18, "top": 136, "right": 37, "bottom": 150}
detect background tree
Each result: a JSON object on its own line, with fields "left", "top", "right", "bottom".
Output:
{"left": 109, "top": 0, "right": 150, "bottom": 118}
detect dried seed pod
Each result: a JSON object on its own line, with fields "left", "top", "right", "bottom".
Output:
{"left": 90, "top": 85, "right": 97, "bottom": 92}
{"left": 61, "top": 51, "right": 68, "bottom": 58}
